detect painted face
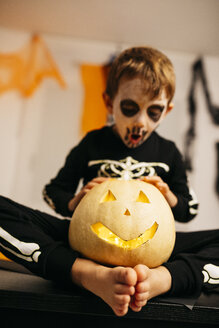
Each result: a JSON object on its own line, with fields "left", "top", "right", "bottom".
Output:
{"left": 109, "top": 77, "right": 172, "bottom": 148}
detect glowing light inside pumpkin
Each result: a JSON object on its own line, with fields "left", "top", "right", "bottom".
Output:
{"left": 101, "top": 190, "right": 116, "bottom": 203}
{"left": 91, "top": 221, "right": 158, "bottom": 250}
{"left": 124, "top": 208, "right": 131, "bottom": 216}
{"left": 136, "top": 190, "right": 150, "bottom": 203}
{"left": 101, "top": 189, "right": 150, "bottom": 204}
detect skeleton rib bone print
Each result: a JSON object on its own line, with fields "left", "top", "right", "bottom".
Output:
{"left": 89, "top": 156, "right": 170, "bottom": 180}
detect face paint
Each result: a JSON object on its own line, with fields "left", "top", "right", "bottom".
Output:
{"left": 147, "top": 105, "right": 165, "bottom": 122}
{"left": 124, "top": 127, "right": 147, "bottom": 148}
{"left": 120, "top": 99, "right": 140, "bottom": 117}
{"left": 109, "top": 77, "right": 171, "bottom": 149}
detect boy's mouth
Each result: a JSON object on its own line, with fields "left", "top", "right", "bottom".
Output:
{"left": 130, "top": 133, "right": 142, "bottom": 144}
{"left": 124, "top": 127, "right": 147, "bottom": 148}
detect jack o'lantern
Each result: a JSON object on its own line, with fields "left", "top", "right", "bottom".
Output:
{"left": 69, "top": 179, "right": 175, "bottom": 267}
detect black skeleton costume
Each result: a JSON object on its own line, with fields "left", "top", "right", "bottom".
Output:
{"left": 43, "top": 127, "right": 198, "bottom": 220}
{"left": 0, "top": 126, "right": 219, "bottom": 296}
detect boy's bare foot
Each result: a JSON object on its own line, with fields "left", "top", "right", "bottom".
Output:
{"left": 71, "top": 258, "right": 137, "bottom": 316}
{"left": 130, "top": 264, "right": 172, "bottom": 312}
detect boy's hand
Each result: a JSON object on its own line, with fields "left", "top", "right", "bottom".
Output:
{"left": 68, "top": 177, "right": 109, "bottom": 212}
{"left": 141, "top": 176, "right": 178, "bottom": 208}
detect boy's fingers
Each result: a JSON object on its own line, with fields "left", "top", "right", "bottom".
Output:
{"left": 141, "top": 177, "right": 162, "bottom": 187}
{"left": 92, "top": 177, "right": 109, "bottom": 183}
{"left": 82, "top": 188, "right": 91, "bottom": 194}
{"left": 141, "top": 177, "right": 170, "bottom": 195}
{"left": 83, "top": 177, "right": 109, "bottom": 192}
{"left": 142, "top": 177, "right": 169, "bottom": 189}
{"left": 144, "top": 176, "right": 162, "bottom": 182}
{"left": 85, "top": 182, "right": 96, "bottom": 189}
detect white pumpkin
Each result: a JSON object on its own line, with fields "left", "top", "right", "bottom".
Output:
{"left": 69, "top": 179, "right": 175, "bottom": 267}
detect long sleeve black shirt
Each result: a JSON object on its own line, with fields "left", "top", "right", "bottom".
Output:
{"left": 43, "top": 126, "right": 198, "bottom": 222}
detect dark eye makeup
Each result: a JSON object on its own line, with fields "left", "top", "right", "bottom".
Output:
{"left": 120, "top": 99, "right": 165, "bottom": 122}
{"left": 120, "top": 99, "right": 140, "bottom": 117}
{"left": 147, "top": 105, "right": 165, "bottom": 122}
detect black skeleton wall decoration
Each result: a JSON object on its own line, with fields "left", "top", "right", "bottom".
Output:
{"left": 184, "top": 58, "right": 219, "bottom": 195}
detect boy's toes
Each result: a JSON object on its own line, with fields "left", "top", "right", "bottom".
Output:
{"left": 135, "top": 291, "right": 149, "bottom": 301}
{"left": 130, "top": 290, "right": 149, "bottom": 311}
{"left": 129, "top": 302, "right": 142, "bottom": 312}
{"left": 114, "top": 294, "right": 130, "bottom": 306}
{"left": 114, "top": 304, "right": 129, "bottom": 317}
{"left": 114, "top": 266, "right": 137, "bottom": 286}
{"left": 114, "top": 283, "right": 135, "bottom": 295}
{"left": 133, "top": 299, "right": 147, "bottom": 308}
{"left": 134, "top": 264, "right": 150, "bottom": 281}
{"left": 112, "top": 293, "right": 131, "bottom": 316}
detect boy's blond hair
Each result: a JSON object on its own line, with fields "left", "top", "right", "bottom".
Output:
{"left": 105, "top": 47, "right": 175, "bottom": 104}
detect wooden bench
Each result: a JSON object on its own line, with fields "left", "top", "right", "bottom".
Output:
{"left": 0, "top": 261, "right": 218, "bottom": 327}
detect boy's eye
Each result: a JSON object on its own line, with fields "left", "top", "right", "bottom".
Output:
{"left": 147, "top": 105, "right": 164, "bottom": 122}
{"left": 120, "top": 99, "right": 140, "bottom": 117}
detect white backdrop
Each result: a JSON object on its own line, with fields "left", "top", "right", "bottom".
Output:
{"left": 0, "top": 27, "right": 218, "bottom": 231}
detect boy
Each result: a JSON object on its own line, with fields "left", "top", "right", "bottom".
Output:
{"left": 0, "top": 47, "right": 219, "bottom": 317}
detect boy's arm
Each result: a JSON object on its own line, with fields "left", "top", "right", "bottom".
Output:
{"left": 43, "top": 141, "right": 88, "bottom": 217}
{"left": 142, "top": 146, "right": 198, "bottom": 222}
{"left": 142, "top": 175, "right": 197, "bottom": 222}
{"left": 142, "top": 176, "right": 178, "bottom": 208}
{"left": 168, "top": 146, "right": 199, "bottom": 222}
{"left": 68, "top": 177, "right": 109, "bottom": 212}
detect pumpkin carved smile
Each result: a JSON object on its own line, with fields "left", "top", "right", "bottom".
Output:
{"left": 91, "top": 221, "right": 158, "bottom": 250}
{"left": 69, "top": 179, "right": 175, "bottom": 267}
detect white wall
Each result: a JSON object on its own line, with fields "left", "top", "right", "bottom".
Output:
{"left": 0, "top": 27, "right": 218, "bottom": 230}
{"left": 158, "top": 53, "right": 219, "bottom": 231}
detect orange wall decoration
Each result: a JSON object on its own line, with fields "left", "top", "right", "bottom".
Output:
{"left": 80, "top": 61, "right": 112, "bottom": 135}
{"left": 0, "top": 252, "right": 10, "bottom": 262}
{"left": 0, "top": 35, "right": 66, "bottom": 263}
{"left": 0, "top": 35, "right": 66, "bottom": 97}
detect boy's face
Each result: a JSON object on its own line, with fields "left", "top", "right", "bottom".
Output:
{"left": 104, "top": 77, "right": 173, "bottom": 148}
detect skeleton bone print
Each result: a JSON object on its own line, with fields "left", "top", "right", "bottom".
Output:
{"left": 88, "top": 156, "right": 170, "bottom": 180}
{"left": 202, "top": 264, "right": 219, "bottom": 285}
{"left": 0, "top": 227, "right": 41, "bottom": 263}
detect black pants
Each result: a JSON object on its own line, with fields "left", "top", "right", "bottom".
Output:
{"left": 0, "top": 195, "right": 219, "bottom": 296}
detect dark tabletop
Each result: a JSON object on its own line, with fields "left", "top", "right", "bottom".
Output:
{"left": 0, "top": 261, "right": 218, "bottom": 327}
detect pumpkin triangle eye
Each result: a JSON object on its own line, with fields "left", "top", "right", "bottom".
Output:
{"left": 136, "top": 190, "right": 150, "bottom": 203}
{"left": 101, "top": 190, "right": 117, "bottom": 202}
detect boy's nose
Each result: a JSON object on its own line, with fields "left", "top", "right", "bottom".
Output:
{"left": 133, "top": 122, "right": 146, "bottom": 132}
{"left": 135, "top": 112, "right": 147, "bottom": 126}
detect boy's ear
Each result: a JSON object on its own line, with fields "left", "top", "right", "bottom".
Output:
{"left": 165, "top": 102, "right": 174, "bottom": 115}
{"left": 103, "top": 92, "right": 113, "bottom": 114}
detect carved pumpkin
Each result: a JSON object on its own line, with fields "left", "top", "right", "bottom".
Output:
{"left": 69, "top": 179, "right": 175, "bottom": 267}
